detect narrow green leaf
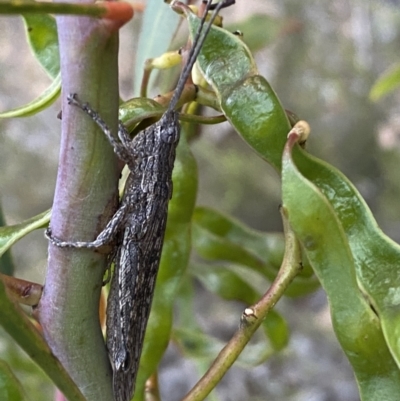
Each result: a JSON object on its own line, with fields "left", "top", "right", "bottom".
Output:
{"left": 0, "top": 74, "right": 61, "bottom": 118}
{"left": 0, "top": 329, "right": 53, "bottom": 400}
{"left": 0, "top": 210, "right": 50, "bottom": 258}
{"left": 191, "top": 262, "right": 259, "bottom": 304}
{"left": 192, "top": 223, "right": 268, "bottom": 274}
{"left": 119, "top": 97, "right": 165, "bottom": 130}
{"left": 173, "top": 327, "right": 224, "bottom": 362}
{"left": 370, "top": 62, "right": 400, "bottom": 101}
{"left": 0, "top": 280, "right": 85, "bottom": 401}
{"left": 193, "top": 206, "right": 284, "bottom": 268}
{"left": 0, "top": 14, "right": 60, "bottom": 118}
{"left": 0, "top": 360, "right": 26, "bottom": 401}
{"left": 173, "top": 327, "right": 274, "bottom": 368}
{"left": 22, "top": 14, "right": 60, "bottom": 79}
{"left": 0, "top": 205, "right": 15, "bottom": 276}
{"left": 261, "top": 310, "right": 289, "bottom": 352}
{"left": 225, "top": 262, "right": 320, "bottom": 299}
{"left": 192, "top": 207, "right": 320, "bottom": 296}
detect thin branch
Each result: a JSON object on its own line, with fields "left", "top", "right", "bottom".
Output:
{"left": 36, "top": 4, "right": 132, "bottom": 400}
{"left": 181, "top": 206, "right": 303, "bottom": 401}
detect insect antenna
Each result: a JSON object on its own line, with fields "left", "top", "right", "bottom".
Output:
{"left": 167, "top": 0, "right": 229, "bottom": 113}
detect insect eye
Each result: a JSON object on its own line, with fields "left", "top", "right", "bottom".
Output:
{"left": 122, "top": 351, "right": 132, "bottom": 372}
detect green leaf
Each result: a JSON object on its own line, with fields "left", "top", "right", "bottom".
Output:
{"left": 186, "top": 10, "right": 290, "bottom": 171}
{"left": 192, "top": 223, "right": 268, "bottom": 274}
{"left": 0, "top": 74, "right": 61, "bottom": 118}
{"left": 0, "top": 328, "right": 53, "bottom": 400}
{"left": 0, "top": 210, "right": 50, "bottom": 258}
{"left": 175, "top": 273, "right": 197, "bottom": 329}
{"left": 173, "top": 327, "right": 225, "bottom": 363}
{"left": 282, "top": 135, "right": 400, "bottom": 401}
{"left": 0, "top": 205, "right": 15, "bottom": 276}
{"left": 227, "top": 262, "right": 320, "bottom": 299}
{"left": 0, "top": 279, "right": 85, "bottom": 401}
{"left": 293, "top": 147, "right": 400, "bottom": 372}
{"left": 22, "top": 14, "right": 60, "bottom": 79}
{"left": 173, "top": 327, "right": 274, "bottom": 368}
{"left": 193, "top": 206, "right": 284, "bottom": 268}
{"left": 192, "top": 207, "right": 281, "bottom": 278}
{"left": 0, "top": 13, "right": 61, "bottom": 118}
{"left": 261, "top": 310, "right": 289, "bottom": 352}
{"left": 225, "top": 14, "right": 281, "bottom": 53}
{"left": 119, "top": 93, "right": 221, "bottom": 133}
{"left": 185, "top": 15, "right": 320, "bottom": 297}
{"left": 191, "top": 262, "right": 259, "bottom": 304}
{"left": 119, "top": 97, "right": 165, "bottom": 130}
{"left": 0, "top": 360, "right": 26, "bottom": 401}
{"left": 370, "top": 61, "right": 400, "bottom": 101}
{"left": 192, "top": 207, "right": 320, "bottom": 297}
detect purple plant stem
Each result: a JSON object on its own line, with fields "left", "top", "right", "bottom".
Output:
{"left": 37, "top": 5, "right": 122, "bottom": 401}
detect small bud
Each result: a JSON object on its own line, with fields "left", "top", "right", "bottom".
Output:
{"left": 288, "top": 120, "right": 311, "bottom": 145}
{"left": 146, "top": 51, "right": 182, "bottom": 71}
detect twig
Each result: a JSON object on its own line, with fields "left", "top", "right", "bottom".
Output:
{"left": 181, "top": 206, "right": 303, "bottom": 401}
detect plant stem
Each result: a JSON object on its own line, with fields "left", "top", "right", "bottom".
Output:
{"left": 37, "top": 4, "right": 126, "bottom": 400}
{"left": 181, "top": 207, "right": 303, "bottom": 401}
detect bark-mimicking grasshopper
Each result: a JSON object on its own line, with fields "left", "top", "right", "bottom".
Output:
{"left": 46, "top": 1, "right": 234, "bottom": 400}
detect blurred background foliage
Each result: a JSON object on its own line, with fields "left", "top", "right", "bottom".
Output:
{"left": 1, "top": 0, "right": 400, "bottom": 400}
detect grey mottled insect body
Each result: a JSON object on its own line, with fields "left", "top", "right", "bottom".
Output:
{"left": 106, "top": 112, "right": 179, "bottom": 401}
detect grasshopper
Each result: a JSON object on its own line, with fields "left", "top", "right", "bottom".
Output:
{"left": 46, "top": 1, "right": 234, "bottom": 400}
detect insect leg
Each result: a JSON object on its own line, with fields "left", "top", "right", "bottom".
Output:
{"left": 67, "top": 93, "right": 132, "bottom": 164}
{"left": 45, "top": 202, "right": 129, "bottom": 249}
{"left": 117, "top": 121, "right": 134, "bottom": 150}
{"left": 208, "top": 0, "right": 235, "bottom": 10}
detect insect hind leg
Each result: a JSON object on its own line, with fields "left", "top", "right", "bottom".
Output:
{"left": 45, "top": 203, "right": 129, "bottom": 249}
